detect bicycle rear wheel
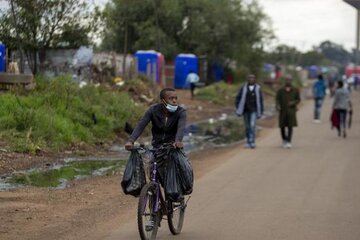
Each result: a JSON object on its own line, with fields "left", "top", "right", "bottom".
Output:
{"left": 167, "top": 200, "right": 185, "bottom": 235}
{"left": 138, "top": 183, "right": 161, "bottom": 240}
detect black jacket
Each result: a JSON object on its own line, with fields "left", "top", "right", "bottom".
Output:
{"left": 129, "top": 104, "right": 187, "bottom": 148}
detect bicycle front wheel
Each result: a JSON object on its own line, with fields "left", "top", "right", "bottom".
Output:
{"left": 138, "top": 183, "right": 160, "bottom": 240}
{"left": 167, "top": 200, "right": 185, "bottom": 235}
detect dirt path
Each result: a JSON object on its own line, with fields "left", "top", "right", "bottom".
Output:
{"left": 0, "top": 88, "right": 258, "bottom": 240}
{"left": 106, "top": 91, "right": 360, "bottom": 240}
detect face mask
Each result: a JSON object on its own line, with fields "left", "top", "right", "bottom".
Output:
{"left": 162, "top": 99, "right": 178, "bottom": 112}
{"left": 165, "top": 103, "right": 178, "bottom": 112}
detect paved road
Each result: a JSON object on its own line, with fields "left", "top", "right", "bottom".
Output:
{"left": 106, "top": 91, "right": 360, "bottom": 240}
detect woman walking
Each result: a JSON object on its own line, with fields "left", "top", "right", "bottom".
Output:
{"left": 333, "top": 81, "right": 352, "bottom": 138}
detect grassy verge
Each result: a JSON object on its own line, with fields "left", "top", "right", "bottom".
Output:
{"left": 0, "top": 75, "right": 147, "bottom": 153}
{"left": 195, "top": 82, "right": 240, "bottom": 105}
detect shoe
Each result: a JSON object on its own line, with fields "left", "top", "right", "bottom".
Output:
{"left": 286, "top": 143, "right": 292, "bottom": 149}
{"left": 343, "top": 131, "right": 347, "bottom": 138}
{"left": 282, "top": 141, "right": 288, "bottom": 148}
{"left": 145, "top": 217, "right": 155, "bottom": 231}
{"left": 244, "top": 143, "right": 251, "bottom": 148}
{"left": 250, "top": 143, "right": 256, "bottom": 149}
{"left": 313, "top": 119, "right": 321, "bottom": 123}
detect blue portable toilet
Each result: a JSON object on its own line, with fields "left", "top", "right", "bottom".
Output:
{"left": 0, "top": 43, "right": 6, "bottom": 73}
{"left": 211, "top": 63, "right": 224, "bottom": 82}
{"left": 174, "top": 54, "right": 198, "bottom": 89}
{"left": 135, "top": 50, "right": 164, "bottom": 85}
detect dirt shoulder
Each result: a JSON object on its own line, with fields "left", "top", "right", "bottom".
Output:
{"left": 0, "top": 88, "right": 277, "bottom": 240}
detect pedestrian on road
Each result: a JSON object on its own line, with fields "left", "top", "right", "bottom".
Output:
{"left": 235, "top": 74, "right": 264, "bottom": 149}
{"left": 313, "top": 74, "right": 327, "bottom": 123}
{"left": 332, "top": 80, "right": 352, "bottom": 138}
{"left": 276, "top": 75, "right": 301, "bottom": 149}
{"left": 186, "top": 70, "right": 200, "bottom": 100}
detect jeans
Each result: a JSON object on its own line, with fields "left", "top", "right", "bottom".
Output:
{"left": 335, "top": 109, "right": 347, "bottom": 132}
{"left": 243, "top": 112, "right": 257, "bottom": 145}
{"left": 314, "top": 97, "right": 324, "bottom": 120}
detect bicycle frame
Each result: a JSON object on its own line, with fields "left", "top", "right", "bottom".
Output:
{"left": 149, "top": 160, "right": 167, "bottom": 216}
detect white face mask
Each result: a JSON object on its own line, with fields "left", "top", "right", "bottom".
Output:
{"left": 165, "top": 104, "right": 178, "bottom": 112}
{"left": 162, "top": 99, "right": 178, "bottom": 112}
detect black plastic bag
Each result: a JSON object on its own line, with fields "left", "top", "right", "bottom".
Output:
{"left": 121, "top": 150, "right": 146, "bottom": 197}
{"left": 165, "top": 155, "right": 183, "bottom": 202}
{"left": 172, "top": 149, "right": 194, "bottom": 195}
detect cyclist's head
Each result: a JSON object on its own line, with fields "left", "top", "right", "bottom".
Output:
{"left": 160, "top": 88, "right": 178, "bottom": 106}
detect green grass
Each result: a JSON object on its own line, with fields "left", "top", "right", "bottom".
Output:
{"left": 197, "top": 117, "right": 245, "bottom": 144}
{"left": 0, "top": 75, "right": 146, "bottom": 153}
{"left": 195, "top": 82, "right": 240, "bottom": 105}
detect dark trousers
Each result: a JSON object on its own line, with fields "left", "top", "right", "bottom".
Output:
{"left": 335, "top": 109, "right": 347, "bottom": 133}
{"left": 190, "top": 83, "right": 196, "bottom": 99}
{"left": 281, "top": 127, "right": 293, "bottom": 143}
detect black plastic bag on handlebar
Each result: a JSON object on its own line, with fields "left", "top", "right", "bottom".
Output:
{"left": 121, "top": 150, "right": 146, "bottom": 197}
{"left": 170, "top": 149, "right": 194, "bottom": 195}
{"left": 165, "top": 154, "right": 183, "bottom": 202}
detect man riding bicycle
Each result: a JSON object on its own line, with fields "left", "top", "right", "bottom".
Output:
{"left": 125, "top": 87, "right": 187, "bottom": 189}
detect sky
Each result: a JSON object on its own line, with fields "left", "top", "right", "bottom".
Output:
{"left": 256, "top": 0, "right": 356, "bottom": 52}
{"left": 0, "top": 0, "right": 357, "bottom": 53}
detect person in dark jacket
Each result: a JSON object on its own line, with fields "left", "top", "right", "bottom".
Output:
{"left": 235, "top": 74, "right": 264, "bottom": 149}
{"left": 125, "top": 88, "right": 186, "bottom": 150}
{"left": 125, "top": 87, "right": 186, "bottom": 180}
{"left": 276, "top": 75, "right": 301, "bottom": 149}
{"left": 124, "top": 88, "right": 186, "bottom": 228}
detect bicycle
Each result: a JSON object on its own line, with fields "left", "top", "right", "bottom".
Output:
{"left": 132, "top": 143, "right": 189, "bottom": 240}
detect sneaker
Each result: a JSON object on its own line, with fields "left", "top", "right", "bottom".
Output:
{"left": 286, "top": 143, "right": 292, "bottom": 149}
{"left": 244, "top": 143, "right": 251, "bottom": 148}
{"left": 250, "top": 143, "right": 256, "bottom": 149}
{"left": 313, "top": 119, "right": 321, "bottom": 123}
{"left": 343, "top": 131, "right": 347, "bottom": 138}
{"left": 145, "top": 218, "right": 155, "bottom": 231}
{"left": 282, "top": 141, "right": 288, "bottom": 148}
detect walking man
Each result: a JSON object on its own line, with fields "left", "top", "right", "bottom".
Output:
{"left": 276, "top": 75, "right": 301, "bottom": 148}
{"left": 235, "top": 74, "right": 264, "bottom": 149}
{"left": 186, "top": 70, "right": 200, "bottom": 100}
{"left": 313, "top": 74, "right": 327, "bottom": 123}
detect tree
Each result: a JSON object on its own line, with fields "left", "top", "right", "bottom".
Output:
{"left": 101, "top": 0, "right": 273, "bottom": 74}
{"left": 266, "top": 44, "right": 302, "bottom": 65}
{"left": 316, "top": 40, "right": 351, "bottom": 66}
{"left": 0, "top": 0, "right": 100, "bottom": 74}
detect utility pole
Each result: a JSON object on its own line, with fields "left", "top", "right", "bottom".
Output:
{"left": 9, "top": 0, "right": 24, "bottom": 73}
{"left": 152, "top": 0, "right": 161, "bottom": 52}
{"left": 344, "top": 1, "right": 360, "bottom": 71}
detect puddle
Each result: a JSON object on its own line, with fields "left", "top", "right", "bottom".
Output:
{"left": 0, "top": 160, "right": 126, "bottom": 190}
{"left": 0, "top": 111, "right": 274, "bottom": 191}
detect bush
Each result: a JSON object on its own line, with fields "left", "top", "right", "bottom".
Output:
{"left": 0, "top": 75, "right": 146, "bottom": 152}
{"left": 196, "top": 82, "right": 240, "bottom": 105}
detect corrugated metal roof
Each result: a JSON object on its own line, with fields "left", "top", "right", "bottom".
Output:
{"left": 344, "top": 0, "right": 360, "bottom": 9}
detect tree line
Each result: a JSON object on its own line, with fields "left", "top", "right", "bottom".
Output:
{"left": 0, "top": 0, "right": 353, "bottom": 76}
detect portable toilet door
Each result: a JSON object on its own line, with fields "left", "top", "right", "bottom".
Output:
{"left": 135, "top": 50, "right": 164, "bottom": 86}
{"left": 0, "top": 43, "right": 5, "bottom": 73}
{"left": 174, "top": 54, "right": 198, "bottom": 89}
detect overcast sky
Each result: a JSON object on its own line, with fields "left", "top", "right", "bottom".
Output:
{"left": 1, "top": 0, "right": 357, "bottom": 52}
{"left": 256, "top": 0, "right": 356, "bottom": 52}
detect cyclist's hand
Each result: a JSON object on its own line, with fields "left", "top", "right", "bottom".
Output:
{"left": 174, "top": 142, "right": 183, "bottom": 149}
{"left": 125, "top": 141, "right": 134, "bottom": 151}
